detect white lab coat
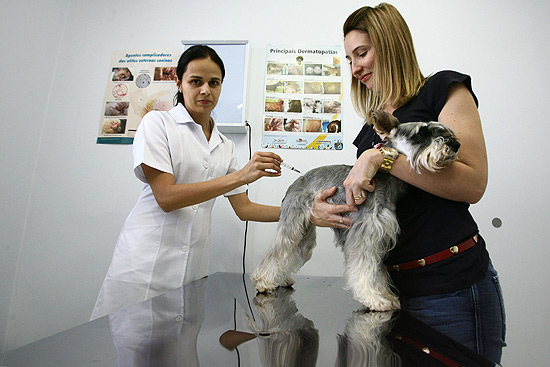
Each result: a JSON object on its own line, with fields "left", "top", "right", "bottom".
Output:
{"left": 91, "top": 104, "right": 246, "bottom": 320}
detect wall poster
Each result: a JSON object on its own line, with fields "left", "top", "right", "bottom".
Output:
{"left": 97, "top": 49, "right": 179, "bottom": 144}
{"left": 261, "top": 44, "right": 343, "bottom": 150}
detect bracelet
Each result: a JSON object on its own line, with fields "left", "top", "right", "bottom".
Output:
{"left": 378, "top": 146, "right": 399, "bottom": 173}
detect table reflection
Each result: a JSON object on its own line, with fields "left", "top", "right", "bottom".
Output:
{"left": 109, "top": 277, "right": 207, "bottom": 367}
{"left": 221, "top": 274, "right": 497, "bottom": 367}
{"left": 221, "top": 288, "right": 319, "bottom": 366}
{"left": 0, "top": 272, "right": 498, "bottom": 367}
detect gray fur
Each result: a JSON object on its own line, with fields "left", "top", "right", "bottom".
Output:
{"left": 251, "top": 111, "right": 460, "bottom": 311}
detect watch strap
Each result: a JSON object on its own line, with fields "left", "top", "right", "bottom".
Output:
{"left": 379, "top": 146, "right": 398, "bottom": 173}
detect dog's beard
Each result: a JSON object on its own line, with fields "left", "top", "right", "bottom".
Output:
{"left": 409, "top": 137, "right": 459, "bottom": 173}
{"left": 391, "top": 126, "right": 459, "bottom": 173}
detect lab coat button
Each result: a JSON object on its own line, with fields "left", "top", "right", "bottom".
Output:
{"left": 181, "top": 245, "right": 189, "bottom": 253}
{"left": 203, "top": 161, "right": 209, "bottom": 169}
{"left": 175, "top": 315, "right": 183, "bottom": 322}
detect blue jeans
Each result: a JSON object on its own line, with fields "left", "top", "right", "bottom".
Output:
{"left": 400, "top": 262, "right": 506, "bottom": 364}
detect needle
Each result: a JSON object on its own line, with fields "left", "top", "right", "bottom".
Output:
{"left": 276, "top": 160, "right": 301, "bottom": 174}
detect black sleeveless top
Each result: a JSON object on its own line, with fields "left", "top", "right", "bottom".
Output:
{"left": 353, "top": 71, "right": 489, "bottom": 297}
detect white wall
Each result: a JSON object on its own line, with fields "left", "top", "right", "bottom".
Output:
{"left": 0, "top": 0, "right": 71, "bottom": 354}
{"left": 1, "top": 0, "right": 549, "bottom": 364}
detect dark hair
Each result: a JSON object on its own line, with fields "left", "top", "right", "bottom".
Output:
{"left": 174, "top": 45, "right": 225, "bottom": 106}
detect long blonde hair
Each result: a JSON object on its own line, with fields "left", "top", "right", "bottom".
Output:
{"left": 343, "top": 3, "right": 425, "bottom": 123}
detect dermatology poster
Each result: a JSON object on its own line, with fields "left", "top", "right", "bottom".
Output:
{"left": 97, "top": 50, "right": 180, "bottom": 144}
{"left": 261, "top": 44, "right": 343, "bottom": 150}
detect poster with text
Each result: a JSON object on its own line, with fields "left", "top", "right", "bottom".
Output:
{"left": 97, "top": 50, "right": 180, "bottom": 144}
{"left": 261, "top": 44, "right": 343, "bottom": 150}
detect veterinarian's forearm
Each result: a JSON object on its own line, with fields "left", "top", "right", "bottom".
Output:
{"left": 143, "top": 152, "right": 282, "bottom": 212}
{"left": 245, "top": 204, "right": 280, "bottom": 222}
{"left": 228, "top": 193, "right": 280, "bottom": 222}
{"left": 144, "top": 164, "right": 252, "bottom": 212}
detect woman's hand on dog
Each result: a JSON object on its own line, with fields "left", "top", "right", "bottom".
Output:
{"left": 310, "top": 186, "right": 358, "bottom": 229}
{"left": 343, "top": 149, "right": 382, "bottom": 206}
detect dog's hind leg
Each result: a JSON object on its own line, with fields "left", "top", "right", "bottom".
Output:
{"left": 285, "top": 221, "right": 317, "bottom": 276}
{"left": 343, "top": 241, "right": 400, "bottom": 311}
{"left": 342, "top": 209, "right": 401, "bottom": 311}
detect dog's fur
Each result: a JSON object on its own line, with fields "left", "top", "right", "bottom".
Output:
{"left": 251, "top": 110, "right": 460, "bottom": 311}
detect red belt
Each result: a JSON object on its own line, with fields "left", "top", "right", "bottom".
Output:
{"left": 387, "top": 234, "right": 479, "bottom": 272}
{"left": 389, "top": 332, "right": 462, "bottom": 367}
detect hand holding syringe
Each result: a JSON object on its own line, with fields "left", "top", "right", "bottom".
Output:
{"left": 276, "top": 160, "right": 301, "bottom": 174}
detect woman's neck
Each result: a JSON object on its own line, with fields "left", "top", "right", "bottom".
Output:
{"left": 186, "top": 107, "right": 212, "bottom": 141}
{"left": 383, "top": 104, "right": 396, "bottom": 115}
{"left": 195, "top": 116, "right": 213, "bottom": 141}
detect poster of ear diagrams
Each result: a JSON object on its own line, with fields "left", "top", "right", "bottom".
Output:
{"left": 97, "top": 50, "right": 180, "bottom": 144}
{"left": 262, "top": 45, "right": 343, "bottom": 150}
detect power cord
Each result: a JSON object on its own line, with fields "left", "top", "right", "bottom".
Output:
{"left": 242, "top": 121, "right": 256, "bottom": 322}
{"left": 228, "top": 122, "right": 255, "bottom": 366}
{"left": 232, "top": 298, "right": 242, "bottom": 366}
{"left": 242, "top": 121, "right": 252, "bottom": 275}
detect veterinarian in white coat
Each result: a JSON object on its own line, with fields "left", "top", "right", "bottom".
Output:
{"left": 311, "top": 3, "right": 505, "bottom": 365}
{"left": 91, "top": 46, "right": 281, "bottom": 320}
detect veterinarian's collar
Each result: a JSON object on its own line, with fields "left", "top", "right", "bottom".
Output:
{"left": 169, "top": 103, "right": 227, "bottom": 146}
{"left": 169, "top": 103, "right": 199, "bottom": 125}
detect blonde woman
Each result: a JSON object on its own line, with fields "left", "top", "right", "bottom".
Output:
{"left": 311, "top": 4, "right": 505, "bottom": 364}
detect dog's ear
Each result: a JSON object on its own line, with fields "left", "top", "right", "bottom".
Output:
{"left": 372, "top": 110, "right": 400, "bottom": 135}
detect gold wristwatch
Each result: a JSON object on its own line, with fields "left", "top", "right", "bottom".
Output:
{"left": 378, "top": 146, "right": 399, "bottom": 173}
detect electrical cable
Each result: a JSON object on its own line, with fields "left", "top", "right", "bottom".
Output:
{"left": 242, "top": 121, "right": 252, "bottom": 275}
{"left": 228, "top": 122, "right": 255, "bottom": 366}
{"left": 232, "top": 298, "right": 241, "bottom": 366}
{"left": 241, "top": 121, "right": 255, "bottom": 322}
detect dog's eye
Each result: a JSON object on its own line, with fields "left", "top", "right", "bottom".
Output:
{"left": 415, "top": 126, "right": 430, "bottom": 140}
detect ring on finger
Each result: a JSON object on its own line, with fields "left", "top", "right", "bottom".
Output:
{"left": 353, "top": 191, "right": 365, "bottom": 200}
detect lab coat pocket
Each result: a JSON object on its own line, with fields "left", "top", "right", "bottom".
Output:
{"left": 209, "top": 162, "right": 230, "bottom": 179}
{"left": 109, "top": 225, "right": 161, "bottom": 282}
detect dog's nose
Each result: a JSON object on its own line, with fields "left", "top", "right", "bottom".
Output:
{"left": 449, "top": 140, "right": 461, "bottom": 152}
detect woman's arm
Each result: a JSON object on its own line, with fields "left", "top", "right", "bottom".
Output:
{"left": 143, "top": 151, "right": 282, "bottom": 213}
{"left": 345, "top": 82, "right": 488, "bottom": 206}
{"left": 227, "top": 193, "right": 280, "bottom": 222}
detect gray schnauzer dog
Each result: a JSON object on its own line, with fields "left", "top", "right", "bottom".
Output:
{"left": 251, "top": 110, "right": 460, "bottom": 311}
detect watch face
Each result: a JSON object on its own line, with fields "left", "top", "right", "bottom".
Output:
{"left": 381, "top": 146, "right": 399, "bottom": 158}
{"left": 135, "top": 73, "right": 151, "bottom": 88}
